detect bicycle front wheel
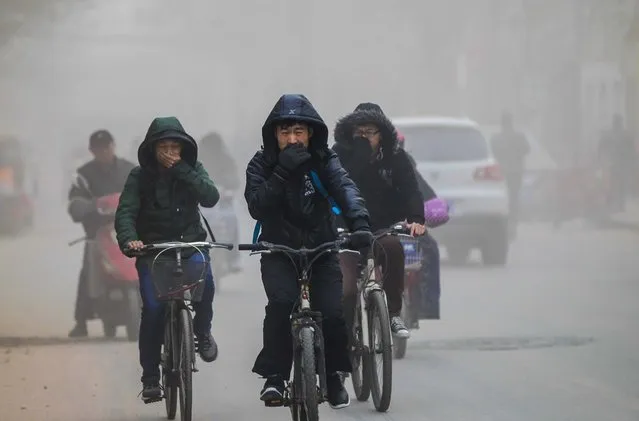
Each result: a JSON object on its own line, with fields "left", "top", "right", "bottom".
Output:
{"left": 178, "top": 308, "right": 194, "bottom": 421}
{"left": 368, "top": 290, "right": 393, "bottom": 412}
{"left": 299, "top": 326, "right": 319, "bottom": 421}
{"left": 350, "top": 300, "right": 371, "bottom": 401}
{"left": 163, "top": 314, "right": 178, "bottom": 420}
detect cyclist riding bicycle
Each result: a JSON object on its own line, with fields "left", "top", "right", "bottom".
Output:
{"left": 333, "top": 102, "right": 426, "bottom": 338}
{"left": 245, "top": 94, "right": 373, "bottom": 409}
{"left": 114, "top": 116, "right": 221, "bottom": 400}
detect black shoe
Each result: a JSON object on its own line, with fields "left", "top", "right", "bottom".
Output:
{"left": 260, "top": 375, "right": 285, "bottom": 406}
{"left": 68, "top": 322, "right": 88, "bottom": 338}
{"left": 141, "top": 379, "right": 162, "bottom": 401}
{"left": 196, "top": 332, "right": 218, "bottom": 362}
{"left": 326, "top": 372, "right": 350, "bottom": 409}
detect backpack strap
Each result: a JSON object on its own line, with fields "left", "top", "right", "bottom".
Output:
{"left": 199, "top": 209, "right": 217, "bottom": 242}
{"left": 309, "top": 170, "right": 342, "bottom": 215}
{"left": 251, "top": 170, "right": 341, "bottom": 243}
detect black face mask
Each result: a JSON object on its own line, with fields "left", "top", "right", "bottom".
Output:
{"left": 351, "top": 136, "right": 373, "bottom": 156}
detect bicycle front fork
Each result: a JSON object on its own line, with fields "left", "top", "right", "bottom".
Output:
{"left": 358, "top": 284, "right": 389, "bottom": 353}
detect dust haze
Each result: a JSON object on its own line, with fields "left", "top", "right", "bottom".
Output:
{"left": 1, "top": 1, "right": 639, "bottom": 420}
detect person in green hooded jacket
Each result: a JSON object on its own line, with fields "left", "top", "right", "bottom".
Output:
{"left": 114, "top": 116, "right": 220, "bottom": 401}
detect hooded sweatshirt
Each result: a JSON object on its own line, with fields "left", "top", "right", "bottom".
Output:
{"left": 332, "top": 102, "right": 425, "bottom": 231}
{"left": 245, "top": 94, "right": 370, "bottom": 248}
{"left": 115, "top": 116, "right": 219, "bottom": 251}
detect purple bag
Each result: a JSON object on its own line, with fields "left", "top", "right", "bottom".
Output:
{"left": 424, "top": 198, "right": 450, "bottom": 228}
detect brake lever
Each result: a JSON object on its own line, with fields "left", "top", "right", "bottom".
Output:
{"left": 249, "top": 250, "right": 271, "bottom": 256}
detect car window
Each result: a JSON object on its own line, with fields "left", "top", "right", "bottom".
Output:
{"left": 398, "top": 125, "right": 489, "bottom": 162}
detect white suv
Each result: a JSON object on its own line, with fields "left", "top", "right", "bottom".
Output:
{"left": 392, "top": 116, "right": 510, "bottom": 266}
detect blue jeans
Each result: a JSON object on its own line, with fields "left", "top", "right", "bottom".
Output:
{"left": 137, "top": 253, "right": 215, "bottom": 381}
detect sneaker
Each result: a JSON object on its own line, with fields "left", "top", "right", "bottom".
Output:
{"left": 141, "top": 379, "right": 161, "bottom": 401}
{"left": 260, "top": 375, "right": 285, "bottom": 406}
{"left": 196, "top": 332, "right": 218, "bottom": 362}
{"left": 326, "top": 372, "right": 350, "bottom": 409}
{"left": 390, "top": 316, "right": 411, "bottom": 338}
{"left": 68, "top": 322, "right": 88, "bottom": 338}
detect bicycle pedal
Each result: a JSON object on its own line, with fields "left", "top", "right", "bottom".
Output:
{"left": 142, "top": 397, "right": 163, "bottom": 404}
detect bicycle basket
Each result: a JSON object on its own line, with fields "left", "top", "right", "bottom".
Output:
{"left": 399, "top": 237, "right": 422, "bottom": 272}
{"left": 150, "top": 256, "right": 208, "bottom": 302}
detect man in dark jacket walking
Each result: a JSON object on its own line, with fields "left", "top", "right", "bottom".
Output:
{"left": 245, "top": 94, "right": 372, "bottom": 409}
{"left": 67, "top": 130, "right": 135, "bottom": 337}
{"left": 490, "top": 111, "right": 529, "bottom": 233}
{"left": 115, "top": 116, "right": 220, "bottom": 400}
{"left": 333, "top": 102, "right": 426, "bottom": 338}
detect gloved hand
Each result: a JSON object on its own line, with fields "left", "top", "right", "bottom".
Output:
{"left": 351, "top": 136, "right": 373, "bottom": 157}
{"left": 348, "top": 229, "right": 373, "bottom": 251}
{"left": 278, "top": 144, "right": 312, "bottom": 172}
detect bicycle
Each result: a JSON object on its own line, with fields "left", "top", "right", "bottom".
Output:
{"left": 343, "top": 222, "right": 413, "bottom": 413}
{"left": 125, "top": 241, "right": 233, "bottom": 421}
{"left": 238, "top": 236, "right": 355, "bottom": 421}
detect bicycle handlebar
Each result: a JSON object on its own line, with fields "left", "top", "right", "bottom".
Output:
{"left": 374, "top": 222, "right": 413, "bottom": 238}
{"left": 124, "top": 241, "right": 234, "bottom": 257}
{"left": 337, "top": 222, "right": 414, "bottom": 239}
{"left": 238, "top": 236, "right": 350, "bottom": 256}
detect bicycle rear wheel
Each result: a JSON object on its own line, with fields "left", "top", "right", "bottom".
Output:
{"left": 350, "top": 300, "right": 371, "bottom": 401}
{"left": 368, "top": 290, "right": 393, "bottom": 412}
{"left": 163, "top": 313, "right": 178, "bottom": 420}
{"left": 299, "top": 326, "right": 319, "bottom": 421}
{"left": 178, "top": 308, "right": 194, "bottom": 421}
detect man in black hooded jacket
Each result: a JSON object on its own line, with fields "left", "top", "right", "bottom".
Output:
{"left": 245, "top": 94, "right": 373, "bottom": 409}
{"left": 333, "top": 102, "right": 426, "bottom": 338}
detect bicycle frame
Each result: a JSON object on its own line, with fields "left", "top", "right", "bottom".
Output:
{"left": 238, "top": 239, "right": 351, "bottom": 413}
{"left": 357, "top": 255, "right": 385, "bottom": 354}
{"left": 290, "top": 264, "right": 328, "bottom": 405}
{"left": 352, "top": 225, "right": 414, "bottom": 353}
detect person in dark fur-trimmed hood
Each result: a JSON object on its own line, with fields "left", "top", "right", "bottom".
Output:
{"left": 332, "top": 102, "right": 426, "bottom": 338}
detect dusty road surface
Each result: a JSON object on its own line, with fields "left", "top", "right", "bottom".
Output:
{"left": 2, "top": 222, "right": 639, "bottom": 421}
{"left": 2, "top": 1, "right": 639, "bottom": 420}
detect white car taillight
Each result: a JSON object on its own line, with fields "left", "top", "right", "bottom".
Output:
{"left": 474, "top": 164, "right": 503, "bottom": 181}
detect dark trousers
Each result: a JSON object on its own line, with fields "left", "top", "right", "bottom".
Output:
{"left": 253, "top": 254, "right": 351, "bottom": 379}
{"left": 137, "top": 253, "right": 215, "bottom": 381}
{"left": 418, "top": 234, "right": 441, "bottom": 319}
{"left": 340, "top": 235, "right": 405, "bottom": 315}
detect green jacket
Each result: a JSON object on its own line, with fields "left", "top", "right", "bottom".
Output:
{"left": 114, "top": 116, "right": 219, "bottom": 252}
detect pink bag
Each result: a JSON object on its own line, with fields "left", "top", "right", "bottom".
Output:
{"left": 424, "top": 198, "right": 450, "bottom": 228}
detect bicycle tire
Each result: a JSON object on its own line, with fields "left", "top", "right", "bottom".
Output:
{"left": 163, "top": 314, "right": 178, "bottom": 420}
{"left": 350, "top": 302, "right": 371, "bottom": 401}
{"left": 299, "top": 327, "right": 319, "bottom": 421}
{"left": 178, "top": 308, "right": 194, "bottom": 421}
{"left": 368, "top": 290, "right": 393, "bottom": 412}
